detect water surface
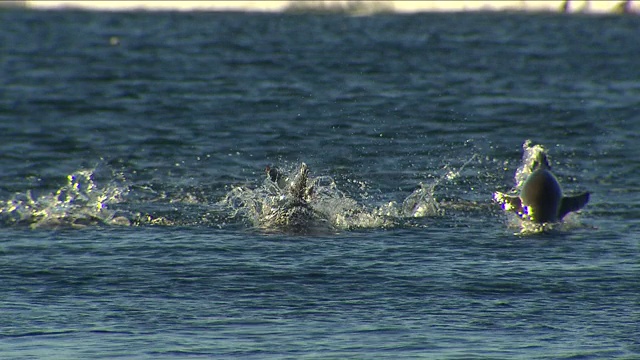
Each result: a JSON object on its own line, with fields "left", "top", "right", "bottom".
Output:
{"left": 1, "top": 9, "right": 639, "bottom": 359}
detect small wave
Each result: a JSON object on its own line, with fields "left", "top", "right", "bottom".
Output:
{"left": 0, "top": 328, "right": 135, "bottom": 338}
{"left": 0, "top": 329, "right": 78, "bottom": 338}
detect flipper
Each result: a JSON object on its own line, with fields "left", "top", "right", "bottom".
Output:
{"left": 266, "top": 165, "right": 288, "bottom": 190}
{"left": 289, "top": 163, "right": 308, "bottom": 202}
{"left": 493, "top": 192, "right": 524, "bottom": 215}
{"left": 493, "top": 191, "right": 523, "bottom": 212}
{"left": 558, "top": 192, "right": 589, "bottom": 220}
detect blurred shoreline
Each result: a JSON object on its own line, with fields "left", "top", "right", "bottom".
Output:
{"left": 9, "top": 1, "right": 638, "bottom": 15}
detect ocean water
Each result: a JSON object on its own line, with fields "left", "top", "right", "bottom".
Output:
{"left": 1, "top": 8, "right": 639, "bottom": 359}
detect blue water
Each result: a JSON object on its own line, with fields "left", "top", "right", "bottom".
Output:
{"left": 1, "top": 8, "right": 639, "bottom": 359}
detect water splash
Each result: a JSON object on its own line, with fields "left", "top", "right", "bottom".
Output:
{"left": 0, "top": 168, "right": 131, "bottom": 229}
{"left": 514, "top": 215, "right": 587, "bottom": 236}
{"left": 222, "top": 155, "right": 486, "bottom": 233}
{"left": 222, "top": 162, "right": 394, "bottom": 232}
{"left": 401, "top": 181, "right": 441, "bottom": 218}
{"left": 514, "top": 139, "right": 548, "bottom": 190}
{"left": 402, "top": 154, "right": 478, "bottom": 218}
{"left": 0, "top": 153, "right": 485, "bottom": 231}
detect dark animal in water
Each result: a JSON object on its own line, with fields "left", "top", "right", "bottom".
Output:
{"left": 263, "top": 163, "right": 319, "bottom": 230}
{"left": 494, "top": 151, "right": 589, "bottom": 223}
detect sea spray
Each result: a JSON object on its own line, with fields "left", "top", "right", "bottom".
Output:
{"left": 0, "top": 168, "right": 130, "bottom": 229}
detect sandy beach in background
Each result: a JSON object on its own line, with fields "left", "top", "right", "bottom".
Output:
{"left": 22, "top": 1, "right": 637, "bottom": 14}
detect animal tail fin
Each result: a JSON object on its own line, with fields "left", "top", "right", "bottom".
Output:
{"left": 558, "top": 192, "right": 590, "bottom": 220}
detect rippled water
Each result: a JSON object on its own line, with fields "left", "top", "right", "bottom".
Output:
{"left": 1, "top": 8, "right": 639, "bottom": 359}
